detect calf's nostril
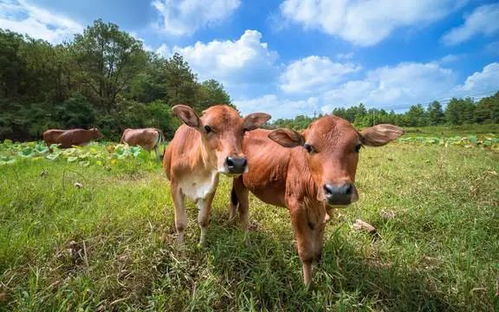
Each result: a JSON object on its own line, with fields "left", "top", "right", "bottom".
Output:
{"left": 324, "top": 183, "right": 353, "bottom": 196}
{"left": 324, "top": 183, "right": 354, "bottom": 205}
{"left": 226, "top": 157, "right": 247, "bottom": 173}
{"left": 344, "top": 183, "right": 353, "bottom": 195}
{"left": 323, "top": 184, "right": 333, "bottom": 196}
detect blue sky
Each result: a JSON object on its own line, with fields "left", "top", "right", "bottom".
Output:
{"left": 1, "top": 0, "right": 498, "bottom": 118}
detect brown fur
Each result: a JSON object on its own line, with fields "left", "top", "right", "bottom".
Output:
{"left": 42, "top": 129, "right": 65, "bottom": 146}
{"left": 231, "top": 116, "right": 403, "bottom": 285}
{"left": 120, "top": 128, "right": 163, "bottom": 150}
{"left": 43, "top": 128, "right": 102, "bottom": 148}
{"left": 163, "top": 104, "right": 270, "bottom": 246}
{"left": 120, "top": 128, "right": 164, "bottom": 159}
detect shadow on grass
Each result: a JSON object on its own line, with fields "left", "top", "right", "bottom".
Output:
{"left": 0, "top": 210, "right": 486, "bottom": 311}
{"left": 193, "top": 217, "right": 466, "bottom": 311}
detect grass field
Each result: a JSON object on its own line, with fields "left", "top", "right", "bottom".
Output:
{"left": 403, "top": 123, "right": 498, "bottom": 137}
{"left": 0, "top": 135, "right": 498, "bottom": 311}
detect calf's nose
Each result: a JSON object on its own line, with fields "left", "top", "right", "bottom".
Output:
{"left": 226, "top": 156, "right": 247, "bottom": 174}
{"left": 323, "top": 183, "right": 353, "bottom": 205}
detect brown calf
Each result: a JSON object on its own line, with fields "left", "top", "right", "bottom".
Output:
{"left": 163, "top": 105, "right": 271, "bottom": 246}
{"left": 120, "top": 128, "right": 164, "bottom": 158}
{"left": 43, "top": 128, "right": 103, "bottom": 148}
{"left": 230, "top": 115, "right": 403, "bottom": 285}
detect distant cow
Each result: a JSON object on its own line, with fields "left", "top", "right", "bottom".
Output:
{"left": 229, "top": 116, "right": 403, "bottom": 286}
{"left": 43, "top": 128, "right": 103, "bottom": 148}
{"left": 120, "top": 128, "right": 164, "bottom": 158}
{"left": 42, "top": 129, "right": 66, "bottom": 146}
{"left": 164, "top": 105, "right": 271, "bottom": 246}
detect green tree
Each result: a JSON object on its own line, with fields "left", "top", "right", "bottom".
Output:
{"left": 404, "top": 104, "right": 428, "bottom": 127}
{"left": 128, "top": 53, "right": 169, "bottom": 104}
{"left": 70, "top": 19, "right": 148, "bottom": 113}
{"left": 18, "top": 39, "right": 73, "bottom": 103}
{"left": 332, "top": 107, "right": 347, "bottom": 119}
{"left": 427, "top": 101, "right": 445, "bottom": 125}
{"left": 197, "top": 79, "right": 232, "bottom": 111}
{"left": 474, "top": 92, "right": 499, "bottom": 123}
{"left": 0, "top": 30, "right": 25, "bottom": 99}
{"left": 164, "top": 53, "right": 198, "bottom": 107}
{"left": 55, "top": 94, "right": 96, "bottom": 128}
{"left": 445, "top": 98, "right": 476, "bottom": 125}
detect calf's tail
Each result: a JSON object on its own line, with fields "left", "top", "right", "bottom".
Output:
{"left": 155, "top": 128, "right": 165, "bottom": 146}
{"left": 154, "top": 128, "right": 165, "bottom": 161}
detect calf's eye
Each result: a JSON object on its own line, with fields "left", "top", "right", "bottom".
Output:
{"left": 204, "top": 125, "right": 212, "bottom": 133}
{"left": 303, "top": 143, "right": 315, "bottom": 154}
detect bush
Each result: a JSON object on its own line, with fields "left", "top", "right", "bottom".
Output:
{"left": 55, "top": 94, "right": 96, "bottom": 128}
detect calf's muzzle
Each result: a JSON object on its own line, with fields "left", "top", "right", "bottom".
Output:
{"left": 226, "top": 156, "right": 247, "bottom": 174}
{"left": 323, "top": 183, "right": 355, "bottom": 206}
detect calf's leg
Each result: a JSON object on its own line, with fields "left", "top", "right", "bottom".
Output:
{"left": 229, "top": 176, "right": 250, "bottom": 230}
{"left": 289, "top": 202, "right": 325, "bottom": 286}
{"left": 197, "top": 191, "right": 215, "bottom": 246}
{"left": 171, "top": 183, "right": 187, "bottom": 244}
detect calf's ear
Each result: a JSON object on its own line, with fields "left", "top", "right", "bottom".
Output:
{"left": 268, "top": 128, "right": 305, "bottom": 148}
{"left": 360, "top": 124, "right": 404, "bottom": 146}
{"left": 243, "top": 113, "right": 271, "bottom": 131}
{"left": 172, "top": 105, "right": 201, "bottom": 128}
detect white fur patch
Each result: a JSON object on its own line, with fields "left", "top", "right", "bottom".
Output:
{"left": 179, "top": 170, "right": 219, "bottom": 201}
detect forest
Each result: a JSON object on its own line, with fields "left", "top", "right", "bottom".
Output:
{"left": 0, "top": 19, "right": 231, "bottom": 141}
{"left": 273, "top": 93, "right": 499, "bottom": 130}
{"left": 1, "top": 19, "right": 497, "bottom": 141}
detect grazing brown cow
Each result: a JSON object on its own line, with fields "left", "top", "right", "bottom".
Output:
{"left": 229, "top": 115, "right": 403, "bottom": 285}
{"left": 43, "top": 128, "right": 103, "bottom": 148}
{"left": 42, "top": 129, "right": 66, "bottom": 147}
{"left": 163, "top": 104, "right": 271, "bottom": 246}
{"left": 120, "top": 128, "right": 164, "bottom": 158}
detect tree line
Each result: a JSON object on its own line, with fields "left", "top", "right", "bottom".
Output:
{"left": 0, "top": 19, "right": 232, "bottom": 141}
{"left": 272, "top": 92, "right": 499, "bottom": 130}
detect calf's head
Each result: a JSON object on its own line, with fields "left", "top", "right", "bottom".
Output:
{"left": 173, "top": 104, "right": 271, "bottom": 174}
{"left": 269, "top": 116, "right": 403, "bottom": 206}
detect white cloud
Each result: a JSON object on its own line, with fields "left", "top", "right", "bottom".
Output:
{"left": 236, "top": 61, "right": 499, "bottom": 118}
{"left": 155, "top": 43, "right": 171, "bottom": 57}
{"left": 280, "top": 0, "right": 465, "bottom": 46}
{"left": 153, "top": 0, "right": 240, "bottom": 36}
{"left": 456, "top": 62, "right": 499, "bottom": 96}
{"left": 322, "top": 62, "right": 457, "bottom": 111}
{"left": 442, "top": 3, "right": 499, "bottom": 45}
{"left": 437, "top": 54, "right": 463, "bottom": 64}
{"left": 0, "top": 0, "right": 82, "bottom": 43}
{"left": 235, "top": 61, "right": 499, "bottom": 119}
{"left": 235, "top": 94, "right": 320, "bottom": 119}
{"left": 173, "top": 30, "right": 279, "bottom": 96}
{"left": 280, "top": 56, "right": 360, "bottom": 94}
{"left": 336, "top": 52, "right": 354, "bottom": 60}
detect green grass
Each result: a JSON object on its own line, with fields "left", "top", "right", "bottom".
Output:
{"left": 1, "top": 142, "right": 498, "bottom": 311}
{"left": 403, "top": 123, "right": 499, "bottom": 137}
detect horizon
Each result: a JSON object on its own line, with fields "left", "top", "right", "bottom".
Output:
{"left": 1, "top": 0, "right": 498, "bottom": 119}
